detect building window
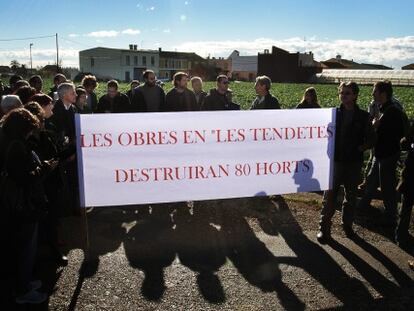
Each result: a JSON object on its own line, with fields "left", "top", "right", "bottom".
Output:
{"left": 134, "top": 56, "right": 138, "bottom": 66}
{"left": 126, "top": 55, "right": 130, "bottom": 66}
{"left": 142, "top": 56, "right": 147, "bottom": 66}
{"left": 125, "top": 71, "right": 130, "bottom": 81}
{"left": 90, "top": 57, "right": 94, "bottom": 67}
{"left": 176, "top": 60, "right": 181, "bottom": 68}
{"left": 169, "top": 60, "right": 174, "bottom": 68}
{"left": 151, "top": 56, "right": 155, "bottom": 66}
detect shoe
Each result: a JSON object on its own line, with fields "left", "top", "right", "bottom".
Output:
{"left": 409, "top": 260, "right": 414, "bottom": 270}
{"left": 317, "top": 230, "right": 331, "bottom": 244}
{"left": 343, "top": 225, "right": 355, "bottom": 239}
{"left": 30, "top": 280, "right": 42, "bottom": 291}
{"left": 358, "top": 182, "right": 366, "bottom": 191}
{"left": 15, "top": 289, "right": 47, "bottom": 304}
{"left": 54, "top": 254, "right": 69, "bottom": 266}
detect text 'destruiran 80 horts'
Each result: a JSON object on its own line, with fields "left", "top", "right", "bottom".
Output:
{"left": 75, "top": 109, "right": 336, "bottom": 207}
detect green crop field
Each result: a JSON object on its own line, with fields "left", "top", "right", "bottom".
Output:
{"left": 42, "top": 79, "right": 414, "bottom": 119}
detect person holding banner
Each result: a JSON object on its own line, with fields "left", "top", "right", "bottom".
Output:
{"left": 50, "top": 82, "right": 80, "bottom": 215}
{"left": 317, "top": 82, "right": 375, "bottom": 244}
{"left": 250, "top": 75, "right": 280, "bottom": 110}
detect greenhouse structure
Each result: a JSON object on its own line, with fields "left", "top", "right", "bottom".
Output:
{"left": 315, "top": 69, "right": 414, "bottom": 86}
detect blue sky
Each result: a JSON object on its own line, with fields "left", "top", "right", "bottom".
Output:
{"left": 0, "top": 0, "right": 413, "bottom": 68}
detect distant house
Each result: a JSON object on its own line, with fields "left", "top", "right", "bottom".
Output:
{"left": 158, "top": 49, "right": 205, "bottom": 80}
{"left": 79, "top": 46, "right": 206, "bottom": 82}
{"left": 79, "top": 46, "right": 159, "bottom": 81}
{"left": 207, "top": 56, "right": 232, "bottom": 77}
{"left": 322, "top": 55, "right": 392, "bottom": 70}
{"left": 258, "top": 46, "right": 322, "bottom": 83}
{"left": 228, "top": 50, "right": 257, "bottom": 81}
{"left": 0, "top": 65, "right": 11, "bottom": 74}
{"left": 402, "top": 63, "right": 414, "bottom": 70}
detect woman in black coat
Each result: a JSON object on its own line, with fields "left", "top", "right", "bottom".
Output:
{"left": 1, "top": 108, "right": 56, "bottom": 304}
{"left": 25, "top": 98, "right": 69, "bottom": 266}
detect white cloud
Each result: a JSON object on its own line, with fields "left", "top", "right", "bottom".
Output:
{"left": 121, "top": 28, "right": 141, "bottom": 35}
{"left": 2, "top": 36, "right": 413, "bottom": 69}
{"left": 172, "top": 36, "right": 414, "bottom": 68}
{"left": 163, "top": 29, "right": 171, "bottom": 33}
{"left": 68, "top": 33, "right": 79, "bottom": 38}
{"left": 147, "top": 6, "right": 155, "bottom": 11}
{"left": 0, "top": 48, "right": 79, "bottom": 67}
{"left": 180, "top": 14, "right": 187, "bottom": 21}
{"left": 86, "top": 30, "right": 119, "bottom": 38}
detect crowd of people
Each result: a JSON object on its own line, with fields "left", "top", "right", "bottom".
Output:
{"left": 0, "top": 70, "right": 413, "bottom": 304}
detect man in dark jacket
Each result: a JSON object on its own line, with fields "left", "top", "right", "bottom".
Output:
{"left": 202, "top": 75, "right": 240, "bottom": 110}
{"left": 49, "top": 82, "right": 80, "bottom": 216}
{"left": 164, "top": 72, "right": 198, "bottom": 111}
{"left": 96, "top": 80, "right": 130, "bottom": 113}
{"left": 358, "top": 81, "right": 406, "bottom": 231}
{"left": 317, "top": 82, "right": 375, "bottom": 243}
{"left": 50, "top": 82, "right": 78, "bottom": 144}
{"left": 396, "top": 122, "right": 414, "bottom": 246}
{"left": 130, "top": 70, "right": 165, "bottom": 112}
{"left": 250, "top": 75, "right": 280, "bottom": 110}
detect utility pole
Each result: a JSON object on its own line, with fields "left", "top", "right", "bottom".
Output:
{"left": 56, "top": 33, "right": 59, "bottom": 73}
{"left": 29, "top": 43, "right": 33, "bottom": 70}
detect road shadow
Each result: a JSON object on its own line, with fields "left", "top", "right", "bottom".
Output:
{"left": 123, "top": 203, "right": 176, "bottom": 301}
{"left": 175, "top": 201, "right": 227, "bottom": 303}
{"left": 256, "top": 193, "right": 373, "bottom": 308}
{"left": 65, "top": 205, "right": 137, "bottom": 310}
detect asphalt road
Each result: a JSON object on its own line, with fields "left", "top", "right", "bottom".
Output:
{"left": 4, "top": 194, "right": 414, "bottom": 310}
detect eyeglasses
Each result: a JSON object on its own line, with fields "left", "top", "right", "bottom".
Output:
{"left": 221, "top": 81, "right": 229, "bottom": 85}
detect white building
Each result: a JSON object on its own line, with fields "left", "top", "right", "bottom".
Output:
{"left": 228, "top": 50, "right": 258, "bottom": 81}
{"left": 79, "top": 45, "right": 159, "bottom": 81}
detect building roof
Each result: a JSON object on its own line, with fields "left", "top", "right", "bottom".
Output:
{"left": 321, "top": 61, "right": 347, "bottom": 69}
{"left": 360, "top": 63, "right": 393, "bottom": 70}
{"left": 0, "top": 65, "right": 11, "bottom": 72}
{"left": 402, "top": 63, "right": 414, "bottom": 70}
{"left": 322, "top": 57, "right": 392, "bottom": 70}
{"left": 42, "top": 64, "right": 58, "bottom": 71}
{"left": 159, "top": 50, "right": 205, "bottom": 61}
{"left": 79, "top": 47, "right": 158, "bottom": 54}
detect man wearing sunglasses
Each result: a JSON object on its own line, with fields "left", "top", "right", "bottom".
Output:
{"left": 202, "top": 75, "right": 240, "bottom": 110}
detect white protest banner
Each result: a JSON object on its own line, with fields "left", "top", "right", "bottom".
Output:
{"left": 75, "top": 109, "right": 336, "bottom": 207}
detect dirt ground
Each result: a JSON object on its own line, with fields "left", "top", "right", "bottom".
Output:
{"left": 3, "top": 193, "right": 414, "bottom": 310}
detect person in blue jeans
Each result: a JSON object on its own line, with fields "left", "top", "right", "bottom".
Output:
{"left": 317, "top": 82, "right": 375, "bottom": 243}
{"left": 358, "top": 81, "right": 406, "bottom": 233}
{"left": 396, "top": 122, "right": 414, "bottom": 246}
